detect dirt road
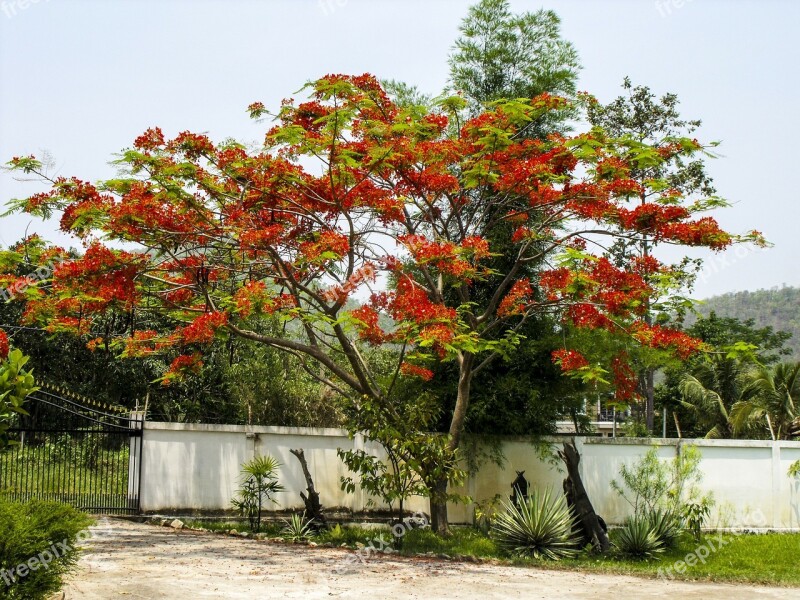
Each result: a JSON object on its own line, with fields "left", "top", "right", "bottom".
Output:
{"left": 62, "top": 518, "right": 796, "bottom": 599}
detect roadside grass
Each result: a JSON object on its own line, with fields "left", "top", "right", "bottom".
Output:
{"left": 401, "top": 527, "right": 800, "bottom": 586}
{"left": 174, "top": 517, "right": 800, "bottom": 587}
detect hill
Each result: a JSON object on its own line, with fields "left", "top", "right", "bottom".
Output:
{"left": 695, "top": 286, "right": 800, "bottom": 358}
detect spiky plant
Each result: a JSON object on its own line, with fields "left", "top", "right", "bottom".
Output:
{"left": 615, "top": 516, "right": 665, "bottom": 559}
{"left": 282, "top": 513, "right": 313, "bottom": 542}
{"left": 490, "top": 488, "right": 577, "bottom": 560}
{"left": 646, "top": 508, "right": 682, "bottom": 549}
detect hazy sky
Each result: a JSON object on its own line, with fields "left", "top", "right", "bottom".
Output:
{"left": 1, "top": 0, "right": 797, "bottom": 299}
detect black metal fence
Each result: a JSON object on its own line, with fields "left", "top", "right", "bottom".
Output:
{"left": 0, "top": 389, "right": 143, "bottom": 514}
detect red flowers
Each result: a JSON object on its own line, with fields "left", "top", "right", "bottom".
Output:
{"left": 400, "top": 362, "right": 434, "bottom": 381}
{"left": 163, "top": 353, "right": 204, "bottom": 385}
{"left": 178, "top": 312, "right": 228, "bottom": 344}
{"left": 0, "top": 328, "right": 9, "bottom": 361}
{"left": 497, "top": 279, "right": 533, "bottom": 318}
{"left": 350, "top": 305, "right": 388, "bottom": 345}
{"left": 299, "top": 230, "right": 350, "bottom": 262}
{"left": 552, "top": 349, "right": 589, "bottom": 372}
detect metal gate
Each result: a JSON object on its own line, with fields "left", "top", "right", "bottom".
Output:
{"left": 0, "top": 386, "right": 143, "bottom": 514}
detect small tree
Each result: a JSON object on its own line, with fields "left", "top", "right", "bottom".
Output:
{"left": 338, "top": 390, "right": 464, "bottom": 530}
{"left": 231, "top": 454, "right": 284, "bottom": 533}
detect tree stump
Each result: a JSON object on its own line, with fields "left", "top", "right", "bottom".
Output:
{"left": 289, "top": 448, "right": 327, "bottom": 530}
{"left": 558, "top": 441, "right": 610, "bottom": 552}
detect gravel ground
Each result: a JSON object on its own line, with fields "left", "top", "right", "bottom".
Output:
{"left": 62, "top": 518, "right": 797, "bottom": 600}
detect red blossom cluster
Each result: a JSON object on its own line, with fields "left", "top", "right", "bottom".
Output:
{"left": 350, "top": 305, "right": 388, "bottom": 345}
{"left": 163, "top": 353, "right": 204, "bottom": 385}
{"left": 611, "top": 352, "right": 639, "bottom": 401}
{"left": 552, "top": 349, "right": 589, "bottom": 372}
{"left": 497, "top": 279, "right": 533, "bottom": 318}
{"left": 177, "top": 312, "right": 228, "bottom": 344}
{"left": 0, "top": 328, "right": 9, "bottom": 360}
{"left": 400, "top": 362, "right": 434, "bottom": 381}
{"left": 631, "top": 323, "right": 705, "bottom": 359}
{"left": 299, "top": 230, "right": 350, "bottom": 262}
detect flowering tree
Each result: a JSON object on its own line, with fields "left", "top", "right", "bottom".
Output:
{"left": 5, "top": 74, "right": 762, "bottom": 532}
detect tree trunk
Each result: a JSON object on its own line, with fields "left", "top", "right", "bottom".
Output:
{"left": 558, "top": 441, "right": 610, "bottom": 552}
{"left": 289, "top": 448, "right": 327, "bottom": 530}
{"left": 429, "top": 477, "right": 450, "bottom": 536}
{"left": 430, "top": 352, "right": 475, "bottom": 536}
{"left": 645, "top": 367, "right": 655, "bottom": 432}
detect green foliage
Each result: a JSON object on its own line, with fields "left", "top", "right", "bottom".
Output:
{"left": 0, "top": 499, "right": 93, "bottom": 600}
{"left": 657, "top": 312, "right": 794, "bottom": 438}
{"left": 682, "top": 497, "right": 713, "bottom": 541}
{"left": 490, "top": 489, "right": 577, "bottom": 560}
{"left": 401, "top": 526, "right": 498, "bottom": 557}
{"left": 611, "top": 445, "right": 713, "bottom": 536}
{"left": 645, "top": 508, "right": 682, "bottom": 549}
{"left": 230, "top": 455, "right": 284, "bottom": 533}
{"left": 339, "top": 388, "right": 466, "bottom": 524}
{"left": 281, "top": 513, "right": 313, "bottom": 542}
{"left": 730, "top": 362, "right": 799, "bottom": 440}
{"left": 789, "top": 460, "right": 800, "bottom": 479}
{"left": 0, "top": 349, "right": 37, "bottom": 448}
{"left": 694, "top": 289, "right": 800, "bottom": 360}
{"left": 614, "top": 516, "right": 665, "bottom": 560}
{"left": 449, "top": 0, "right": 580, "bottom": 129}
{"left": 473, "top": 493, "right": 503, "bottom": 534}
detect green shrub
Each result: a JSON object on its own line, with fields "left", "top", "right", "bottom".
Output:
{"left": 646, "top": 508, "right": 681, "bottom": 549}
{"left": 282, "top": 513, "right": 313, "bottom": 542}
{"left": 230, "top": 454, "right": 284, "bottom": 533}
{"left": 0, "top": 499, "right": 93, "bottom": 600}
{"left": 615, "top": 516, "right": 665, "bottom": 560}
{"left": 490, "top": 489, "right": 577, "bottom": 560}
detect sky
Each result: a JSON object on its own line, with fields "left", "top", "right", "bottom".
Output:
{"left": 0, "top": 0, "right": 798, "bottom": 299}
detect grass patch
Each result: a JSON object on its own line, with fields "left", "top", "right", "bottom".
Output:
{"left": 174, "top": 518, "right": 800, "bottom": 587}
{"left": 400, "top": 527, "right": 499, "bottom": 557}
{"left": 181, "top": 519, "right": 284, "bottom": 536}
{"left": 520, "top": 530, "right": 800, "bottom": 587}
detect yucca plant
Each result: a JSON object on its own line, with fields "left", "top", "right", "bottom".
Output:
{"left": 282, "top": 513, "right": 313, "bottom": 542}
{"left": 490, "top": 488, "right": 578, "bottom": 560}
{"left": 615, "top": 516, "right": 665, "bottom": 559}
{"left": 646, "top": 508, "right": 682, "bottom": 549}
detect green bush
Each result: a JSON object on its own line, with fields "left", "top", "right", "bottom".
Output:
{"left": 614, "top": 516, "right": 665, "bottom": 560}
{"left": 646, "top": 508, "right": 681, "bottom": 549}
{"left": 490, "top": 489, "right": 577, "bottom": 560}
{"left": 0, "top": 499, "right": 93, "bottom": 600}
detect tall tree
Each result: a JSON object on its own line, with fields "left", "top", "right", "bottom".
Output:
{"left": 731, "top": 361, "right": 799, "bottom": 440}
{"left": 5, "top": 74, "right": 759, "bottom": 533}
{"left": 587, "top": 78, "right": 725, "bottom": 432}
{"left": 449, "top": 0, "right": 580, "bottom": 124}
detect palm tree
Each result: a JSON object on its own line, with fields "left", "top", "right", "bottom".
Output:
{"left": 730, "top": 362, "right": 800, "bottom": 440}
{"left": 678, "top": 355, "right": 747, "bottom": 439}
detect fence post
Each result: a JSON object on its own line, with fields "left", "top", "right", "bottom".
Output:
{"left": 128, "top": 411, "right": 145, "bottom": 514}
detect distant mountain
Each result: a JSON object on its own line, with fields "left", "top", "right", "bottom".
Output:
{"left": 695, "top": 286, "right": 800, "bottom": 359}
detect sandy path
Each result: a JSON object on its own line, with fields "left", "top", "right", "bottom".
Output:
{"left": 62, "top": 518, "right": 796, "bottom": 600}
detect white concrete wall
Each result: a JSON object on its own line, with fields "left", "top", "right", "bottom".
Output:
{"left": 139, "top": 422, "right": 800, "bottom": 529}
